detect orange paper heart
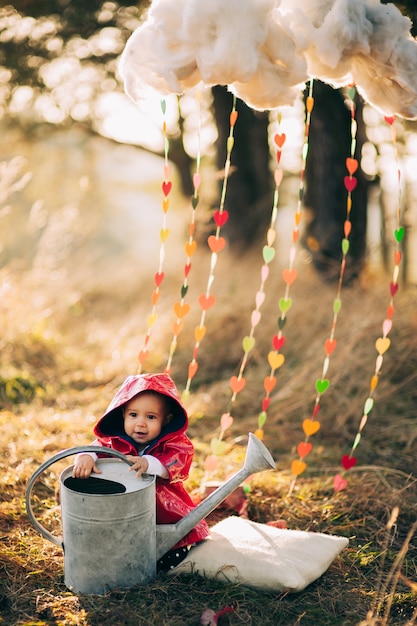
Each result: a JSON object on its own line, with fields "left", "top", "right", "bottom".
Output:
{"left": 174, "top": 302, "right": 190, "bottom": 319}
{"left": 263, "top": 376, "right": 277, "bottom": 393}
{"left": 138, "top": 349, "right": 149, "bottom": 365}
{"left": 302, "top": 419, "right": 321, "bottom": 436}
{"left": 230, "top": 376, "right": 246, "bottom": 393}
{"left": 198, "top": 294, "right": 216, "bottom": 311}
{"left": 208, "top": 235, "right": 226, "bottom": 253}
{"left": 282, "top": 268, "right": 298, "bottom": 286}
{"left": 188, "top": 361, "right": 198, "bottom": 379}
{"left": 291, "top": 459, "right": 307, "bottom": 477}
{"left": 185, "top": 241, "right": 197, "bottom": 257}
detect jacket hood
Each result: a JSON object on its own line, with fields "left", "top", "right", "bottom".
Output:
{"left": 94, "top": 373, "right": 188, "bottom": 447}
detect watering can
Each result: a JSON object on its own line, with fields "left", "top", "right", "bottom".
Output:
{"left": 26, "top": 432, "right": 276, "bottom": 594}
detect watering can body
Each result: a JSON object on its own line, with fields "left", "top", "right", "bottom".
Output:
{"left": 60, "top": 460, "right": 156, "bottom": 594}
{"left": 26, "top": 434, "right": 276, "bottom": 595}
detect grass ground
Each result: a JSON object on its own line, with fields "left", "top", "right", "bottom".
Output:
{"left": 0, "top": 238, "right": 416, "bottom": 625}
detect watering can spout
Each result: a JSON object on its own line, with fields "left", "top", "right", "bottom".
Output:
{"left": 155, "top": 432, "right": 276, "bottom": 560}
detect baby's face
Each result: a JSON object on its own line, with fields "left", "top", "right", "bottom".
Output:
{"left": 123, "top": 392, "right": 169, "bottom": 445}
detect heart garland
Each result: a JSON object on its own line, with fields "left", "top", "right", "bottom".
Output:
{"left": 255, "top": 80, "right": 315, "bottom": 443}
{"left": 289, "top": 84, "right": 358, "bottom": 493}
{"left": 204, "top": 109, "right": 289, "bottom": 473}
{"left": 334, "top": 114, "right": 403, "bottom": 492}
{"left": 137, "top": 98, "right": 173, "bottom": 372}
{"left": 165, "top": 91, "right": 203, "bottom": 375}
{"left": 182, "top": 98, "right": 238, "bottom": 406}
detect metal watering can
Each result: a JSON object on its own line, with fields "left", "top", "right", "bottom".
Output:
{"left": 26, "top": 432, "right": 276, "bottom": 594}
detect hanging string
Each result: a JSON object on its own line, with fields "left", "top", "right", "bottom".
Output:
{"left": 137, "top": 98, "right": 173, "bottom": 373}
{"left": 253, "top": 79, "right": 315, "bottom": 443}
{"left": 333, "top": 113, "right": 404, "bottom": 492}
{"left": 165, "top": 91, "right": 202, "bottom": 375}
{"left": 182, "top": 96, "right": 238, "bottom": 403}
{"left": 204, "top": 107, "right": 288, "bottom": 473}
{"left": 288, "top": 84, "right": 358, "bottom": 496}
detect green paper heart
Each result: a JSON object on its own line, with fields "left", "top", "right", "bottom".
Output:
{"left": 191, "top": 195, "right": 199, "bottom": 209}
{"left": 347, "top": 86, "right": 356, "bottom": 100}
{"left": 258, "top": 411, "right": 267, "bottom": 429}
{"left": 394, "top": 226, "right": 405, "bottom": 242}
{"left": 352, "top": 432, "right": 361, "bottom": 451}
{"left": 160, "top": 99, "right": 166, "bottom": 114}
{"left": 262, "top": 245, "right": 276, "bottom": 264}
{"left": 278, "top": 316, "right": 287, "bottom": 329}
{"left": 181, "top": 285, "right": 188, "bottom": 298}
{"left": 364, "top": 397, "right": 374, "bottom": 415}
{"left": 279, "top": 297, "right": 292, "bottom": 314}
{"left": 242, "top": 336, "right": 256, "bottom": 353}
{"left": 342, "top": 238, "right": 350, "bottom": 255}
{"left": 333, "top": 298, "right": 342, "bottom": 314}
{"left": 315, "top": 379, "right": 330, "bottom": 394}
{"left": 210, "top": 438, "right": 227, "bottom": 456}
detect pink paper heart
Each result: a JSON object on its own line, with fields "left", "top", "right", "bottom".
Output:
{"left": 334, "top": 474, "right": 348, "bottom": 492}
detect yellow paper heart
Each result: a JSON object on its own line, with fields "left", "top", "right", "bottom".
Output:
{"left": 375, "top": 337, "right": 391, "bottom": 355}
{"left": 147, "top": 313, "right": 157, "bottom": 328}
{"left": 160, "top": 228, "right": 170, "bottom": 242}
{"left": 268, "top": 351, "right": 285, "bottom": 370}
{"left": 194, "top": 325, "right": 206, "bottom": 342}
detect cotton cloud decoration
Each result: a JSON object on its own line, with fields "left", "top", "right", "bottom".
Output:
{"left": 119, "top": 0, "right": 417, "bottom": 119}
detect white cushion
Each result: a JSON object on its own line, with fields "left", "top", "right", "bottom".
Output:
{"left": 171, "top": 516, "right": 348, "bottom": 592}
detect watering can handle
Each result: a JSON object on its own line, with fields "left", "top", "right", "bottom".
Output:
{"left": 25, "top": 446, "right": 133, "bottom": 548}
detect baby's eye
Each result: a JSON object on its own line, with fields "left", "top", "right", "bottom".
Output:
{"left": 128, "top": 411, "right": 137, "bottom": 418}
{"left": 147, "top": 414, "right": 157, "bottom": 420}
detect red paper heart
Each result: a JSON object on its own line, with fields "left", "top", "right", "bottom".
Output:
{"left": 154, "top": 272, "right": 164, "bottom": 287}
{"left": 384, "top": 115, "right": 396, "bottom": 125}
{"left": 262, "top": 397, "right": 270, "bottom": 411}
{"left": 162, "top": 181, "right": 172, "bottom": 196}
{"left": 341, "top": 455, "right": 357, "bottom": 470}
{"left": 184, "top": 263, "right": 191, "bottom": 277}
{"left": 390, "top": 282, "right": 399, "bottom": 297}
{"left": 344, "top": 176, "right": 357, "bottom": 192}
{"left": 214, "top": 210, "right": 229, "bottom": 227}
{"left": 272, "top": 335, "right": 285, "bottom": 351}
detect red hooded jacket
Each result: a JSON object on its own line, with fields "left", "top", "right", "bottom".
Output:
{"left": 92, "top": 373, "right": 209, "bottom": 549}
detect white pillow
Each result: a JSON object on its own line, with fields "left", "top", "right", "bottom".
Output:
{"left": 171, "top": 516, "right": 348, "bottom": 593}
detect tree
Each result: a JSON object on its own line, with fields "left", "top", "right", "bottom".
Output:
{"left": 1, "top": 1, "right": 416, "bottom": 279}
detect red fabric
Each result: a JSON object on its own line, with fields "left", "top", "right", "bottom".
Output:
{"left": 92, "top": 374, "right": 209, "bottom": 549}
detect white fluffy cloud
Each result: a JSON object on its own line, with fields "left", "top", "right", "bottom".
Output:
{"left": 119, "top": 0, "right": 417, "bottom": 119}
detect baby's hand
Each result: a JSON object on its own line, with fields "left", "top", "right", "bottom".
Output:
{"left": 72, "top": 454, "right": 101, "bottom": 478}
{"left": 126, "top": 455, "right": 149, "bottom": 478}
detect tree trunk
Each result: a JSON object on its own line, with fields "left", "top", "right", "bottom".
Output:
{"left": 303, "top": 81, "right": 370, "bottom": 281}
{"left": 211, "top": 85, "right": 273, "bottom": 250}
